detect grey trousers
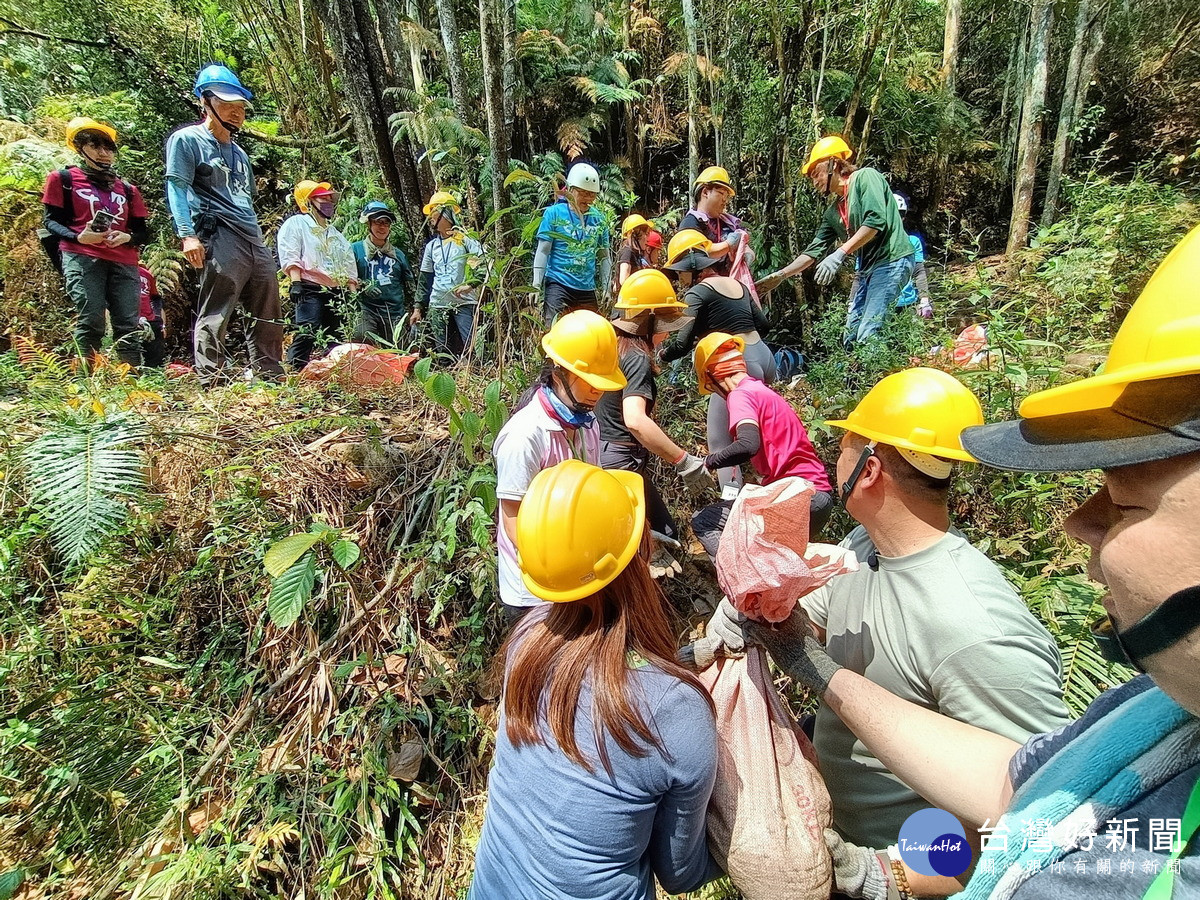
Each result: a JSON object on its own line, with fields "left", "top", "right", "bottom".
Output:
{"left": 193, "top": 224, "right": 283, "bottom": 384}
{"left": 62, "top": 252, "right": 140, "bottom": 366}
{"left": 708, "top": 338, "right": 777, "bottom": 489}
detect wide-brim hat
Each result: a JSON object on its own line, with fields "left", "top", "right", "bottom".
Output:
{"left": 666, "top": 250, "right": 721, "bottom": 273}
{"left": 611, "top": 310, "right": 691, "bottom": 336}
{"left": 961, "top": 374, "right": 1200, "bottom": 473}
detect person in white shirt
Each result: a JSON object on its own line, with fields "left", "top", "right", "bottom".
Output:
{"left": 277, "top": 180, "right": 357, "bottom": 368}
{"left": 416, "top": 191, "right": 485, "bottom": 359}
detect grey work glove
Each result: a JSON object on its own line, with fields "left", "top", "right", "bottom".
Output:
{"left": 675, "top": 452, "right": 713, "bottom": 495}
{"left": 725, "top": 229, "right": 746, "bottom": 250}
{"left": 692, "top": 597, "right": 747, "bottom": 668}
{"left": 825, "top": 830, "right": 891, "bottom": 900}
{"left": 744, "top": 606, "right": 842, "bottom": 696}
{"left": 918, "top": 296, "right": 933, "bottom": 319}
{"left": 814, "top": 247, "right": 848, "bottom": 285}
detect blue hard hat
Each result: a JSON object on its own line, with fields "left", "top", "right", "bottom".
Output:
{"left": 359, "top": 200, "right": 396, "bottom": 223}
{"left": 194, "top": 64, "right": 253, "bottom": 102}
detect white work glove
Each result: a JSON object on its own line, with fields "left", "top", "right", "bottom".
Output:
{"left": 814, "top": 248, "right": 847, "bottom": 285}
{"left": 138, "top": 317, "right": 154, "bottom": 340}
{"left": 756, "top": 270, "right": 784, "bottom": 294}
{"left": 691, "top": 598, "right": 747, "bottom": 668}
{"left": 674, "top": 452, "right": 713, "bottom": 495}
{"left": 825, "top": 830, "right": 892, "bottom": 900}
{"left": 918, "top": 296, "right": 933, "bottom": 319}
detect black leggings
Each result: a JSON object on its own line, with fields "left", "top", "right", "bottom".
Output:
{"left": 599, "top": 441, "right": 678, "bottom": 542}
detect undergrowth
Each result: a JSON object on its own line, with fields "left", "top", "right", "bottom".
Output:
{"left": 0, "top": 178, "right": 1196, "bottom": 898}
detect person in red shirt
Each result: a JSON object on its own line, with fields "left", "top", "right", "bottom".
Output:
{"left": 42, "top": 118, "right": 149, "bottom": 367}
{"left": 137, "top": 264, "right": 167, "bottom": 367}
{"left": 690, "top": 331, "right": 835, "bottom": 557}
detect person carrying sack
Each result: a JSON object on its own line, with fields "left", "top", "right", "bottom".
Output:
{"left": 43, "top": 118, "right": 150, "bottom": 367}
{"left": 166, "top": 65, "right": 283, "bottom": 385}
{"left": 468, "top": 459, "right": 720, "bottom": 900}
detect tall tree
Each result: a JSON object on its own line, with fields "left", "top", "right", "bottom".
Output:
{"left": 1006, "top": 0, "right": 1054, "bottom": 256}
{"left": 479, "top": 0, "right": 511, "bottom": 249}
{"left": 1041, "top": 0, "right": 1093, "bottom": 226}
{"left": 681, "top": 0, "right": 700, "bottom": 184}
{"left": 433, "top": 0, "right": 473, "bottom": 124}
{"left": 941, "top": 0, "right": 962, "bottom": 92}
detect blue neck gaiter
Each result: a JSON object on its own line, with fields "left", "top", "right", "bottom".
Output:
{"left": 540, "top": 384, "right": 594, "bottom": 429}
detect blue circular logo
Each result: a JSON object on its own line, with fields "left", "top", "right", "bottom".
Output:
{"left": 897, "top": 808, "right": 970, "bottom": 877}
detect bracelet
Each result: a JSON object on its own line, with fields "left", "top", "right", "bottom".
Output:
{"left": 885, "top": 846, "right": 913, "bottom": 899}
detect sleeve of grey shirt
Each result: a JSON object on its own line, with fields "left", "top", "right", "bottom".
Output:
{"left": 645, "top": 679, "right": 720, "bottom": 894}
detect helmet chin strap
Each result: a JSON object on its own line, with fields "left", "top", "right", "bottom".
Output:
{"left": 78, "top": 147, "right": 113, "bottom": 172}
{"left": 1091, "top": 585, "right": 1200, "bottom": 673}
{"left": 561, "top": 373, "right": 595, "bottom": 413}
{"left": 204, "top": 94, "right": 241, "bottom": 138}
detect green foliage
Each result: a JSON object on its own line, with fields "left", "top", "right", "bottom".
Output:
{"left": 264, "top": 523, "right": 361, "bottom": 628}
{"left": 22, "top": 414, "right": 147, "bottom": 570}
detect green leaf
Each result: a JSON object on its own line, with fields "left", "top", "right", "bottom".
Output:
{"left": 484, "top": 400, "right": 508, "bottom": 438}
{"left": 0, "top": 869, "right": 25, "bottom": 900}
{"left": 264, "top": 533, "right": 323, "bottom": 578}
{"left": 414, "top": 357, "right": 432, "bottom": 382}
{"left": 331, "top": 540, "right": 361, "bottom": 570}
{"left": 503, "top": 168, "right": 538, "bottom": 187}
{"left": 459, "top": 410, "right": 483, "bottom": 440}
{"left": 267, "top": 553, "right": 318, "bottom": 628}
{"left": 425, "top": 372, "right": 457, "bottom": 408}
{"left": 483, "top": 380, "right": 502, "bottom": 406}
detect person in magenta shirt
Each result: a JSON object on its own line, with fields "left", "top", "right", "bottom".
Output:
{"left": 136, "top": 264, "right": 167, "bottom": 367}
{"left": 691, "top": 331, "right": 834, "bottom": 557}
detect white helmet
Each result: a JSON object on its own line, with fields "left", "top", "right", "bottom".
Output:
{"left": 566, "top": 163, "right": 601, "bottom": 193}
{"left": 892, "top": 191, "right": 909, "bottom": 213}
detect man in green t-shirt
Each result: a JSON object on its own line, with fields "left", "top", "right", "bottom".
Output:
{"left": 758, "top": 135, "right": 914, "bottom": 346}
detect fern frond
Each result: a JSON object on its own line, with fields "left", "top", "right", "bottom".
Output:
{"left": 23, "top": 415, "right": 147, "bottom": 569}
{"left": 13, "top": 334, "right": 69, "bottom": 387}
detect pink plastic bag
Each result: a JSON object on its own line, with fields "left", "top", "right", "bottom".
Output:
{"left": 729, "top": 230, "right": 762, "bottom": 308}
{"left": 300, "top": 343, "right": 418, "bottom": 386}
{"left": 698, "top": 648, "right": 833, "bottom": 899}
{"left": 716, "top": 478, "right": 859, "bottom": 622}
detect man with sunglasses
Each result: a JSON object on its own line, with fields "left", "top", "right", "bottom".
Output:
{"left": 707, "top": 366, "right": 1069, "bottom": 897}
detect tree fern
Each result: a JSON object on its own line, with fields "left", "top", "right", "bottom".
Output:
{"left": 22, "top": 415, "right": 147, "bottom": 570}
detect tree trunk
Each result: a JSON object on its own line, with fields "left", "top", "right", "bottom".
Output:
{"left": 941, "top": 0, "right": 962, "bottom": 91}
{"left": 681, "top": 0, "right": 701, "bottom": 185}
{"left": 1041, "top": 0, "right": 1091, "bottom": 228}
{"left": 844, "top": 0, "right": 892, "bottom": 137}
{"left": 405, "top": 0, "right": 428, "bottom": 93}
{"left": 433, "top": 0, "right": 472, "bottom": 125}
{"left": 1071, "top": 10, "right": 1105, "bottom": 136}
{"left": 479, "top": 0, "right": 511, "bottom": 250}
{"left": 859, "top": 21, "right": 899, "bottom": 158}
{"left": 500, "top": 0, "right": 517, "bottom": 133}
{"left": 1003, "top": 7, "right": 1031, "bottom": 185}
{"left": 1006, "top": 0, "right": 1054, "bottom": 256}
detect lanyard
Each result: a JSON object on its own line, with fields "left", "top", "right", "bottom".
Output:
{"left": 1142, "top": 774, "right": 1200, "bottom": 900}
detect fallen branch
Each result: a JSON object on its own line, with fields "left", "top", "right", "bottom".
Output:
{"left": 241, "top": 119, "right": 353, "bottom": 148}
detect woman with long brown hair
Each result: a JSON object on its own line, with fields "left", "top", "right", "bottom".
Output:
{"left": 468, "top": 460, "right": 719, "bottom": 899}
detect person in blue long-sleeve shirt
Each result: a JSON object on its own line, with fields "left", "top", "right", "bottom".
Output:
{"left": 468, "top": 460, "right": 720, "bottom": 900}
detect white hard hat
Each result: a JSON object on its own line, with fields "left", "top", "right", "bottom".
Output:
{"left": 566, "top": 163, "right": 601, "bottom": 193}
{"left": 893, "top": 192, "right": 909, "bottom": 213}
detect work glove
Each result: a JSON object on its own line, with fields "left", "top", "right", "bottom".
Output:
{"left": 289, "top": 282, "right": 305, "bottom": 301}
{"left": 814, "top": 248, "right": 847, "bottom": 285}
{"left": 725, "top": 229, "right": 746, "bottom": 250}
{"left": 674, "top": 452, "right": 713, "bottom": 496}
{"left": 138, "top": 317, "right": 154, "bottom": 341}
{"left": 825, "top": 830, "right": 892, "bottom": 900}
{"left": 744, "top": 606, "right": 842, "bottom": 696}
{"left": 918, "top": 296, "right": 933, "bottom": 319}
{"left": 691, "top": 597, "right": 748, "bottom": 668}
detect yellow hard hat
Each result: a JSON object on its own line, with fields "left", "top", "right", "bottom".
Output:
{"left": 801, "top": 135, "right": 853, "bottom": 175}
{"left": 693, "top": 332, "right": 746, "bottom": 395}
{"left": 541, "top": 310, "right": 627, "bottom": 391}
{"left": 695, "top": 165, "right": 736, "bottom": 196}
{"left": 294, "top": 180, "right": 333, "bottom": 213}
{"left": 423, "top": 190, "right": 461, "bottom": 216}
{"left": 666, "top": 229, "right": 713, "bottom": 266}
{"left": 65, "top": 117, "right": 118, "bottom": 148}
{"left": 1021, "top": 226, "right": 1200, "bottom": 419}
{"left": 826, "top": 368, "right": 984, "bottom": 466}
{"left": 614, "top": 269, "right": 687, "bottom": 313}
{"left": 961, "top": 225, "right": 1200, "bottom": 472}
{"left": 517, "top": 460, "right": 646, "bottom": 603}
{"left": 621, "top": 214, "right": 653, "bottom": 237}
